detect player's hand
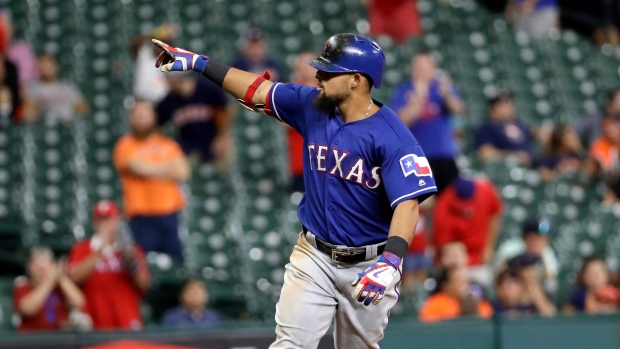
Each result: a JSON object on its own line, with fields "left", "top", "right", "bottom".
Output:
{"left": 152, "top": 39, "right": 210, "bottom": 73}
{"left": 351, "top": 252, "right": 402, "bottom": 306}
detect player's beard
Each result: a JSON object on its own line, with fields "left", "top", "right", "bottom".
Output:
{"left": 312, "top": 89, "right": 348, "bottom": 114}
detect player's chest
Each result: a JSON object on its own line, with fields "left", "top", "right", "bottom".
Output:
{"left": 305, "top": 122, "right": 381, "bottom": 189}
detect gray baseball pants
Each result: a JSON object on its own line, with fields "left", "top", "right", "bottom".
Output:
{"left": 269, "top": 233, "right": 400, "bottom": 349}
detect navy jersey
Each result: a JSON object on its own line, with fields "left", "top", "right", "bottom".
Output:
{"left": 266, "top": 83, "right": 438, "bottom": 246}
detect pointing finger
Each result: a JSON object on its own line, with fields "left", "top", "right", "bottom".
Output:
{"left": 151, "top": 39, "right": 174, "bottom": 58}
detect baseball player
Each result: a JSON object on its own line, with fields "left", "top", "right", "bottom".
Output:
{"left": 152, "top": 33, "right": 437, "bottom": 348}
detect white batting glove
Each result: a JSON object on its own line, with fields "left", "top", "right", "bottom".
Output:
{"left": 351, "top": 252, "right": 402, "bottom": 306}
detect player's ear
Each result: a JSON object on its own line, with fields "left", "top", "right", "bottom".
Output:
{"left": 351, "top": 73, "right": 361, "bottom": 89}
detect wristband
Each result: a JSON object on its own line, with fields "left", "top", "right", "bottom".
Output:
{"left": 384, "top": 236, "right": 408, "bottom": 258}
{"left": 201, "top": 60, "right": 231, "bottom": 87}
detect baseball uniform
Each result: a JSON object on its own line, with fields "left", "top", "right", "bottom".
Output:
{"left": 265, "top": 82, "right": 437, "bottom": 348}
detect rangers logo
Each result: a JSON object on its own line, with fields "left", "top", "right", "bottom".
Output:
{"left": 400, "top": 154, "right": 433, "bottom": 177}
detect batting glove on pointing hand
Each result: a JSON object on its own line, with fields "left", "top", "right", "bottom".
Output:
{"left": 152, "top": 39, "right": 210, "bottom": 73}
{"left": 351, "top": 252, "right": 402, "bottom": 306}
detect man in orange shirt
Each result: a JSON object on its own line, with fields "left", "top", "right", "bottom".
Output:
{"left": 68, "top": 200, "right": 151, "bottom": 330}
{"left": 113, "top": 100, "right": 190, "bottom": 261}
{"left": 418, "top": 266, "right": 493, "bottom": 322}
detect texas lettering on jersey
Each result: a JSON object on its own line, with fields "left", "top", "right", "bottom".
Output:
{"left": 307, "top": 144, "right": 381, "bottom": 190}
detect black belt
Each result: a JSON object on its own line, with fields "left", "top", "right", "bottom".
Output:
{"left": 302, "top": 226, "right": 385, "bottom": 264}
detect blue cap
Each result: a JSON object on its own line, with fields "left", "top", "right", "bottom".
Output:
{"left": 454, "top": 177, "right": 475, "bottom": 199}
{"left": 306, "top": 33, "right": 386, "bottom": 88}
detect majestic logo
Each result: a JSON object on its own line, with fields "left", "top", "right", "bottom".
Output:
{"left": 419, "top": 179, "right": 426, "bottom": 186}
{"left": 400, "top": 154, "right": 433, "bottom": 177}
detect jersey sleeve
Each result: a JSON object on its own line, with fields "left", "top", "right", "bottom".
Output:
{"left": 266, "top": 83, "right": 316, "bottom": 136}
{"left": 382, "top": 144, "right": 438, "bottom": 208}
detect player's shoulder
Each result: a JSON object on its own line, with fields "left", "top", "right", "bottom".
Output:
{"left": 271, "top": 82, "right": 319, "bottom": 106}
{"left": 374, "top": 103, "right": 418, "bottom": 145}
{"left": 272, "top": 82, "right": 318, "bottom": 95}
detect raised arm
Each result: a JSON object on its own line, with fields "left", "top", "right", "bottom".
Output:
{"left": 152, "top": 40, "right": 274, "bottom": 108}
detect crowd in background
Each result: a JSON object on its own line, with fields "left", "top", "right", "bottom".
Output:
{"left": 1, "top": 0, "right": 620, "bottom": 334}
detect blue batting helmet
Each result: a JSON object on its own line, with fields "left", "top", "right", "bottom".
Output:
{"left": 306, "top": 33, "right": 386, "bottom": 88}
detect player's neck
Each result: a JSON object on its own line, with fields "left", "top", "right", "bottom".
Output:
{"left": 336, "top": 93, "right": 379, "bottom": 123}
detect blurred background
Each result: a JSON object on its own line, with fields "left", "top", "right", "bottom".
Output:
{"left": 0, "top": 0, "right": 620, "bottom": 348}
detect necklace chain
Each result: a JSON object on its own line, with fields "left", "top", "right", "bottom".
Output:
{"left": 365, "top": 99, "right": 373, "bottom": 118}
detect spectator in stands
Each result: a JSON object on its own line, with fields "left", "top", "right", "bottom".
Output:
{"left": 505, "top": 0, "right": 559, "bottom": 40}
{"left": 494, "top": 219, "right": 559, "bottom": 294}
{"left": 157, "top": 72, "right": 232, "bottom": 165}
{"left": 68, "top": 200, "right": 151, "bottom": 330}
{"left": 587, "top": 110, "right": 620, "bottom": 203}
{"left": 433, "top": 176, "right": 502, "bottom": 286}
{"left": 285, "top": 52, "right": 316, "bottom": 193}
{"left": 492, "top": 266, "right": 556, "bottom": 316}
{"left": 230, "top": 27, "right": 283, "bottom": 82}
{"left": 113, "top": 100, "right": 190, "bottom": 262}
{"left": 361, "top": 0, "right": 423, "bottom": 44}
{"left": 25, "top": 54, "right": 88, "bottom": 125}
{"left": 0, "top": 82, "right": 13, "bottom": 128}
{"left": 588, "top": 110, "right": 620, "bottom": 173}
{"left": 402, "top": 208, "right": 430, "bottom": 293}
{"left": 564, "top": 256, "right": 619, "bottom": 314}
{"left": 161, "top": 278, "right": 221, "bottom": 328}
{"left": 577, "top": 1, "right": 620, "bottom": 46}
{"left": 0, "top": 8, "right": 37, "bottom": 85}
{"left": 0, "top": 52, "right": 20, "bottom": 126}
{"left": 14, "top": 247, "right": 85, "bottom": 332}
{"left": 474, "top": 91, "right": 533, "bottom": 165}
{"left": 438, "top": 241, "right": 468, "bottom": 269}
{"left": 537, "top": 123, "right": 584, "bottom": 181}
{"left": 418, "top": 266, "right": 494, "bottom": 322}
{"left": 574, "top": 89, "right": 620, "bottom": 149}
{"left": 131, "top": 23, "right": 177, "bottom": 103}
{"left": 391, "top": 53, "right": 465, "bottom": 192}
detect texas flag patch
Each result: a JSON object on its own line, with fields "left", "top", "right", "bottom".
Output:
{"left": 400, "top": 154, "right": 433, "bottom": 178}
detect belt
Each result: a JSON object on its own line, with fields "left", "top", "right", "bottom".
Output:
{"left": 302, "top": 226, "right": 386, "bottom": 264}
